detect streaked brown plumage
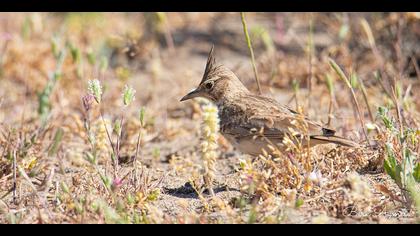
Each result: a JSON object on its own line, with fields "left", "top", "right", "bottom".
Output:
{"left": 181, "top": 45, "right": 359, "bottom": 156}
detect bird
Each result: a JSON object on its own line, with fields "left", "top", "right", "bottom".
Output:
{"left": 180, "top": 45, "right": 359, "bottom": 156}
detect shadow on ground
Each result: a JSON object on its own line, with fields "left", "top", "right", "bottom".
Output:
{"left": 164, "top": 182, "right": 241, "bottom": 199}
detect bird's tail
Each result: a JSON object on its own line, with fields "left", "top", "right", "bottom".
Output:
{"left": 310, "top": 135, "right": 360, "bottom": 148}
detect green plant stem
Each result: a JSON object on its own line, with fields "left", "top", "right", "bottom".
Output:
{"left": 99, "top": 109, "right": 118, "bottom": 178}
{"left": 327, "top": 92, "right": 334, "bottom": 127}
{"left": 329, "top": 59, "right": 370, "bottom": 146}
{"left": 134, "top": 125, "right": 143, "bottom": 167}
{"left": 241, "top": 12, "right": 262, "bottom": 95}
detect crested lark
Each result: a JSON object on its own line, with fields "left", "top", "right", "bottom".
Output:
{"left": 181, "top": 46, "right": 359, "bottom": 156}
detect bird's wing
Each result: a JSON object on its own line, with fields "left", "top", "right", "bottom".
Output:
{"left": 240, "top": 95, "right": 332, "bottom": 137}
{"left": 221, "top": 95, "right": 358, "bottom": 149}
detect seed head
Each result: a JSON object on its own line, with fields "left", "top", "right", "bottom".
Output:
{"left": 200, "top": 101, "right": 219, "bottom": 196}
{"left": 88, "top": 79, "right": 103, "bottom": 104}
{"left": 139, "top": 107, "right": 146, "bottom": 127}
{"left": 82, "top": 94, "right": 94, "bottom": 112}
{"left": 122, "top": 84, "right": 136, "bottom": 106}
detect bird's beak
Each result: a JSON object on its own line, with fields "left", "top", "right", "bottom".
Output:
{"left": 180, "top": 88, "right": 201, "bottom": 102}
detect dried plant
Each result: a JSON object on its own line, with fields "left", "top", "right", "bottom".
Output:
{"left": 199, "top": 99, "right": 220, "bottom": 197}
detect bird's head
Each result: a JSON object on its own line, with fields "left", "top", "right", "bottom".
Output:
{"left": 180, "top": 45, "right": 249, "bottom": 103}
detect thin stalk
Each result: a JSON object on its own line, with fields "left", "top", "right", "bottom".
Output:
{"left": 99, "top": 111, "right": 115, "bottom": 153}
{"left": 375, "top": 71, "right": 393, "bottom": 99}
{"left": 12, "top": 148, "right": 17, "bottom": 204}
{"left": 240, "top": 12, "right": 262, "bottom": 95}
{"left": 116, "top": 114, "right": 124, "bottom": 161}
{"left": 99, "top": 110, "right": 118, "bottom": 178}
{"left": 307, "top": 14, "right": 314, "bottom": 109}
{"left": 92, "top": 164, "right": 111, "bottom": 195}
{"left": 357, "top": 77, "right": 375, "bottom": 123}
{"left": 133, "top": 127, "right": 142, "bottom": 187}
{"left": 389, "top": 18, "right": 405, "bottom": 137}
{"left": 292, "top": 79, "right": 300, "bottom": 110}
{"left": 329, "top": 58, "right": 370, "bottom": 146}
{"left": 327, "top": 93, "right": 334, "bottom": 127}
{"left": 325, "top": 74, "right": 335, "bottom": 127}
{"left": 134, "top": 107, "right": 146, "bottom": 185}
{"left": 391, "top": 87, "right": 404, "bottom": 137}
{"left": 134, "top": 126, "right": 142, "bottom": 166}
{"left": 395, "top": 18, "right": 404, "bottom": 83}
{"left": 286, "top": 94, "right": 297, "bottom": 108}
{"left": 360, "top": 18, "right": 383, "bottom": 68}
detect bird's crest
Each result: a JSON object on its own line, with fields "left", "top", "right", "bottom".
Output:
{"left": 200, "top": 45, "right": 220, "bottom": 84}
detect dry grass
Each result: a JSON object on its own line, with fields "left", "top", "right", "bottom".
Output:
{"left": 0, "top": 12, "right": 419, "bottom": 224}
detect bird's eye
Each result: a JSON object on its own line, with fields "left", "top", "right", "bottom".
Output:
{"left": 204, "top": 81, "right": 214, "bottom": 90}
